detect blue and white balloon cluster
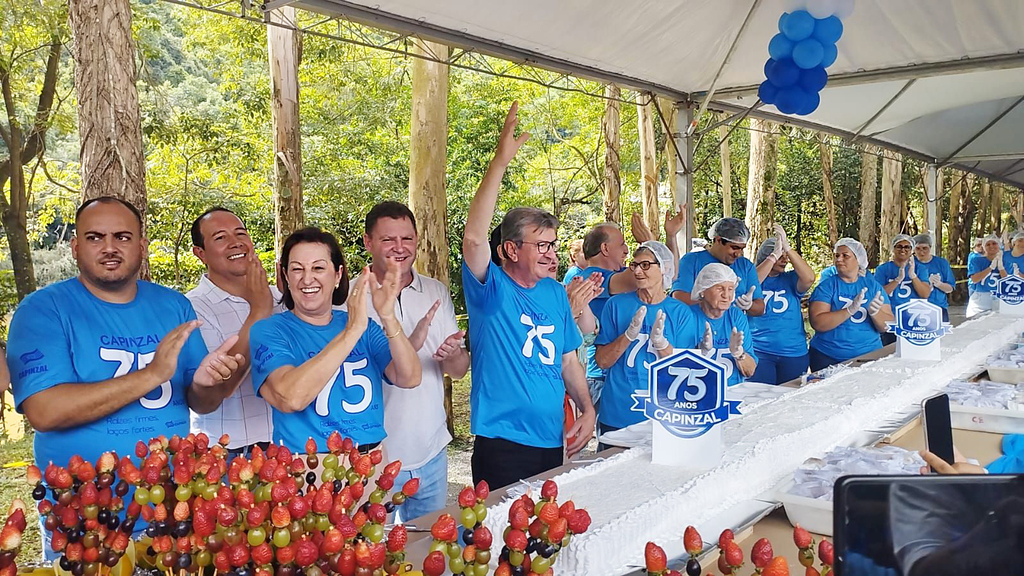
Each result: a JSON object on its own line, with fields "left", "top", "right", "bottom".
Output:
{"left": 758, "top": 0, "right": 854, "bottom": 115}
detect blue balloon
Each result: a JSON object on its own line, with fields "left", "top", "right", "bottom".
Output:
{"left": 798, "top": 66, "right": 828, "bottom": 92}
{"left": 768, "top": 33, "right": 794, "bottom": 60}
{"left": 758, "top": 80, "right": 779, "bottom": 105}
{"left": 792, "top": 38, "right": 824, "bottom": 69}
{"left": 767, "top": 58, "right": 800, "bottom": 88}
{"left": 781, "top": 10, "right": 815, "bottom": 41}
{"left": 764, "top": 59, "right": 774, "bottom": 78}
{"left": 797, "top": 90, "right": 820, "bottom": 115}
{"left": 778, "top": 12, "right": 789, "bottom": 33}
{"left": 821, "top": 42, "right": 838, "bottom": 68}
{"left": 813, "top": 16, "right": 843, "bottom": 45}
{"left": 775, "top": 87, "right": 804, "bottom": 114}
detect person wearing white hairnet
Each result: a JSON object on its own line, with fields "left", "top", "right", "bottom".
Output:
{"left": 748, "top": 225, "right": 816, "bottom": 385}
{"left": 966, "top": 234, "right": 1006, "bottom": 318}
{"left": 1002, "top": 231, "right": 1024, "bottom": 280}
{"left": 672, "top": 217, "right": 766, "bottom": 317}
{"left": 875, "top": 234, "right": 932, "bottom": 345}
{"left": 913, "top": 234, "right": 955, "bottom": 323}
{"left": 594, "top": 242, "right": 697, "bottom": 447}
{"left": 688, "top": 263, "right": 758, "bottom": 386}
{"left": 808, "top": 238, "right": 894, "bottom": 371}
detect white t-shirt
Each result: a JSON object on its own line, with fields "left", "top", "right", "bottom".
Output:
{"left": 356, "top": 269, "right": 456, "bottom": 470}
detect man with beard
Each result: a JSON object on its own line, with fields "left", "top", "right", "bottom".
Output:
{"left": 7, "top": 197, "right": 244, "bottom": 473}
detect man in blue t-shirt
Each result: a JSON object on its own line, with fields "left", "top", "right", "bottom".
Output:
{"left": 7, "top": 197, "right": 244, "bottom": 473}
{"left": 461, "top": 103, "right": 595, "bottom": 489}
{"left": 672, "top": 217, "right": 765, "bottom": 317}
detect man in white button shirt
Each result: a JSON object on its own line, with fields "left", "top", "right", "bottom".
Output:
{"left": 359, "top": 201, "right": 469, "bottom": 522}
{"left": 187, "top": 207, "right": 285, "bottom": 454}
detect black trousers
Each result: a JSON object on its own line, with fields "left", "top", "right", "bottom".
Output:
{"left": 471, "top": 436, "right": 563, "bottom": 490}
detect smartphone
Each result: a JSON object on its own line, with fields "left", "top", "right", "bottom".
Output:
{"left": 921, "top": 392, "right": 954, "bottom": 467}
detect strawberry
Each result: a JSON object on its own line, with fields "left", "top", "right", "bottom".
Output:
{"left": 0, "top": 525, "right": 23, "bottom": 552}
{"left": 559, "top": 500, "right": 575, "bottom": 518}
{"left": 367, "top": 542, "right": 386, "bottom": 568}
{"left": 303, "top": 437, "right": 317, "bottom": 455}
{"left": 645, "top": 542, "right": 668, "bottom": 574}
{"left": 228, "top": 543, "right": 250, "bottom": 567}
{"left": 422, "top": 550, "right": 446, "bottom": 576}
{"left": 376, "top": 474, "right": 394, "bottom": 491}
{"left": 295, "top": 540, "right": 318, "bottom": 567}
{"left": 321, "top": 527, "right": 344, "bottom": 555}
{"left": 52, "top": 467, "right": 73, "bottom": 489}
{"left": 567, "top": 509, "right": 591, "bottom": 534}
{"left": 793, "top": 524, "right": 812, "bottom": 550}
{"left": 475, "top": 480, "right": 489, "bottom": 501}
{"left": 65, "top": 542, "right": 83, "bottom": 562}
{"left": 429, "top": 514, "right": 457, "bottom": 542}
{"left": 540, "top": 480, "right": 558, "bottom": 501}
{"left": 337, "top": 548, "right": 356, "bottom": 574}
{"left": 313, "top": 486, "right": 332, "bottom": 514}
{"left": 49, "top": 530, "right": 67, "bottom": 553}
{"left": 246, "top": 506, "right": 266, "bottom": 527}
{"left": 763, "top": 556, "right": 790, "bottom": 576}
{"left": 271, "top": 481, "right": 291, "bottom": 503}
{"left": 288, "top": 495, "right": 309, "bottom": 519}
{"left": 352, "top": 510, "right": 368, "bottom": 529}
{"left": 218, "top": 433, "right": 231, "bottom": 446}
{"left": 353, "top": 541, "right": 371, "bottom": 567}
{"left": 26, "top": 465, "right": 41, "bottom": 485}
{"left": 528, "top": 518, "right": 545, "bottom": 539}
{"left": 818, "top": 540, "right": 833, "bottom": 566}
{"left": 97, "top": 452, "right": 117, "bottom": 474}
{"left": 546, "top": 517, "right": 567, "bottom": 544}
{"left": 509, "top": 507, "right": 530, "bottom": 531}
{"left": 251, "top": 542, "right": 273, "bottom": 565}
{"left": 401, "top": 478, "right": 420, "bottom": 497}
{"left": 36, "top": 500, "right": 51, "bottom": 516}
{"left": 193, "top": 508, "right": 215, "bottom": 537}
{"left": 174, "top": 501, "right": 190, "bottom": 522}
{"left": 336, "top": 514, "right": 358, "bottom": 540}
{"left": 386, "top": 524, "right": 407, "bottom": 553}
{"left": 462, "top": 544, "right": 477, "bottom": 563}
{"left": 326, "top": 432, "right": 343, "bottom": 454}
{"left": 271, "top": 504, "right": 291, "bottom": 528}
{"left": 538, "top": 502, "right": 559, "bottom": 525}
{"left": 213, "top": 551, "right": 231, "bottom": 572}
{"left": 275, "top": 544, "right": 296, "bottom": 565}
{"left": 382, "top": 461, "right": 401, "bottom": 478}
{"left": 504, "top": 529, "right": 527, "bottom": 552}
{"left": 494, "top": 563, "right": 511, "bottom": 576}
{"left": 684, "top": 525, "right": 703, "bottom": 556}
{"left": 367, "top": 503, "right": 387, "bottom": 525}
{"left": 349, "top": 478, "right": 364, "bottom": 500}
{"left": 353, "top": 455, "right": 372, "bottom": 477}
{"left": 68, "top": 455, "right": 84, "bottom": 476}
{"left": 718, "top": 528, "right": 735, "bottom": 549}
{"left": 217, "top": 506, "right": 237, "bottom": 527}
{"left": 458, "top": 487, "right": 477, "bottom": 508}
{"left": 751, "top": 538, "right": 774, "bottom": 568}
{"left": 724, "top": 540, "right": 744, "bottom": 569}
{"left": 473, "top": 526, "right": 492, "bottom": 550}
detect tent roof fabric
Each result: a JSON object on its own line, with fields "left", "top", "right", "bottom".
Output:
{"left": 294, "top": 0, "right": 1024, "bottom": 189}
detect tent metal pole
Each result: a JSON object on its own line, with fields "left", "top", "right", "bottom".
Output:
{"left": 939, "top": 95, "right": 1024, "bottom": 167}
{"left": 674, "top": 101, "right": 695, "bottom": 252}
{"left": 951, "top": 153, "right": 1024, "bottom": 163}
{"left": 850, "top": 79, "right": 916, "bottom": 143}
{"left": 924, "top": 163, "right": 940, "bottom": 256}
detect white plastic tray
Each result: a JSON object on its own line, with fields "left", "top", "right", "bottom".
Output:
{"left": 775, "top": 477, "right": 834, "bottom": 536}
{"left": 985, "top": 365, "right": 1024, "bottom": 383}
{"left": 950, "top": 403, "right": 1024, "bottom": 434}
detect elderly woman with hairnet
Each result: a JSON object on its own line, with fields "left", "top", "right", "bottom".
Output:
{"left": 749, "top": 225, "right": 816, "bottom": 385}
{"left": 808, "top": 238, "right": 894, "bottom": 371}
{"left": 875, "top": 234, "right": 932, "bottom": 345}
{"left": 689, "top": 263, "right": 758, "bottom": 387}
{"left": 966, "top": 234, "right": 1006, "bottom": 318}
{"left": 594, "top": 241, "right": 697, "bottom": 440}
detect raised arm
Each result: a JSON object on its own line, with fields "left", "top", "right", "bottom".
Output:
{"left": 463, "top": 103, "right": 531, "bottom": 281}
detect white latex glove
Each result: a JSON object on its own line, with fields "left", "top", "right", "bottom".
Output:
{"left": 770, "top": 238, "right": 785, "bottom": 261}
{"left": 991, "top": 251, "right": 1005, "bottom": 271}
{"left": 699, "top": 322, "right": 715, "bottom": 356}
{"left": 728, "top": 327, "right": 745, "bottom": 359}
{"left": 650, "top": 310, "right": 670, "bottom": 351}
{"left": 844, "top": 287, "right": 868, "bottom": 316}
{"left": 894, "top": 262, "right": 906, "bottom": 284}
{"left": 735, "top": 285, "right": 756, "bottom": 311}
{"left": 625, "top": 306, "right": 646, "bottom": 341}
{"left": 928, "top": 273, "right": 941, "bottom": 287}
{"left": 773, "top": 224, "right": 791, "bottom": 254}
{"left": 867, "top": 291, "right": 885, "bottom": 316}
{"left": 906, "top": 259, "right": 917, "bottom": 280}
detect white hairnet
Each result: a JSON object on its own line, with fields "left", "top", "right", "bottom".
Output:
{"left": 692, "top": 263, "right": 739, "bottom": 300}
{"left": 755, "top": 238, "right": 777, "bottom": 266}
{"left": 984, "top": 233, "right": 1000, "bottom": 247}
{"left": 1012, "top": 231, "right": 1024, "bottom": 244}
{"left": 835, "top": 238, "right": 868, "bottom": 273}
{"left": 890, "top": 234, "right": 914, "bottom": 249}
{"left": 706, "top": 217, "right": 750, "bottom": 244}
{"left": 913, "top": 234, "right": 933, "bottom": 247}
{"left": 638, "top": 241, "right": 676, "bottom": 290}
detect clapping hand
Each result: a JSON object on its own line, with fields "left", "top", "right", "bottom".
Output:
{"left": 193, "top": 335, "right": 244, "bottom": 389}
{"left": 345, "top": 273, "right": 370, "bottom": 334}
{"left": 369, "top": 259, "right": 403, "bottom": 321}
{"left": 928, "top": 273, "right": 942, "bottom": 287}
{"left": 649, "top": 310, "right": 669, "bottom": 351}
{"left": 895, "top": 262, "right": 907, "bottom": 284}
{"left": 699, "top": 322, "right": 715, "bottom": 356}
{"left": 241, "top": 251, "right": 274, "bottom": 316}
{"left": 566, "top": 273, "right": 603, "bottom": 318}
{"left": 735, "top": 285, "right": 756, "bottom": 311}
{"left": 664, "top": 205, "right": 687, "bottom": 240}
{"left": 728, "top": 327, "right": 745, "bottom": 358}
{"left": 867, "top": 291, "right": 885, "bottom": 316}
{"left": 433, "top": 330, "right": 466, "bottom": 362}
{"left": 409, "top": 299, "right": 441, "bottom": 351}
{"left": 625, "top": 306, "right": 647, "bottom": 341}
{"left": 844, "top": 287, "right": 868, "bottom": 316}
{"left": 631, "top": 212, "right": 656, "bottom": 243}
{"left": 906, "top": 259, "right": 917, "bottom": 280}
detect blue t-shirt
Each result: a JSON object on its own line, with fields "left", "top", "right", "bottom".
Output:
{"left": 967, "top": 255, "right": 1000, "bottom": 294}
{"left": 750, "top": 271, "right": 809, "bottom": 357}
{"left": 250, "top": 310, "right": 393, "bottom": 452}
{"left": 1003, "top": 250, "right": 1024, "bottom": 277}
{"left": 672, "top": 251, "right": 763, "bottom": 305}
{"left": 920, "top": 257, "right": 955, "bottom": 308}
{"left": 581, "top": 266, "right": 621, "bottom": 379}
{"left": 687, "top": 304, "right": 758, "bottom": 387}
{"left": 820, "top": 266, "right": 875, "bottom": 285}
{"left": 595, "top": 294, "right": 697, "bottom": 428}
{"left": 967, "top": 252, "right": 983, "bottom": 294}
{"left": 8, "top": 278, "right": 207, "bottom": 470}
{"left": 561, "top": 266, "right": 583, "bottom": 286}
{"left": 462, "top": 261, "right": 583, "bottom": 448}
{"left": 809, "top": 275, "right": 890, "bottom": 361}
{"left": 875, "top": 260, "right": 928, "bottom": 309}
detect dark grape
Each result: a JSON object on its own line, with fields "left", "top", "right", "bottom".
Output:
{"left": 510, "top": 566, "right": 525, "bottom": 576}
{"left": 686, "top": 557, "right": 702, "bottom": 576}
{"left": 71, "top": 562, "right": 84, "bottom": 576}
{"left": 173, "top": 521, "right": 190, "bottom": 538}
{"left": 176, "top": 553, "right": 193, "bottom": 570}
{"left": 97, "top": 509, "right": 111, "bottom": 524}
{"left": 59, "top": 556, "right": 72, "bottom": 571}
{"left": 462, "top": 528, "right": 474, "bottom": 545}
{"left": 32, "top": 484, "right": 47, "bottom": 500}
{"left": 114, "top": 480, "right": 129, "bottom": 497}
{"left": 360, "top": 502, "right": 371, "bottom": 514}
{"left": 499, "top": 546, "right": 510, "bottom": 563}
{"left": 383, "top": 502, "right": 395, "bottom": 513}
{"left": 144, "top": 525, "right": 157, "bottom": 538}
{"left": 305, "top": 472, "right": 316, "bottom": 485}
{"left": 332, "top": 479, "right": 343, "bottom": 492}
{"left": 120, "top": 517, "right": 137, "bottom": 533}
{"left": 107, "top": 514, "right": 121, "bottom": 530}
{"left": 540, "top": 544, "right": 558, "bottom": 558}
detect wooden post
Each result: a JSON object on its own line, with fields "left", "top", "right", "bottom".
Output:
{"left": 947, "top": 171, "right": 963, "bottom": 259}
{"left": 268, "top": 7, "right": 304, "bottom": 256}
{"left": 744, "top": 117, "right": 777, "bottom": 255}
{"left": 991, "top": 181, "right": 1003, "bottom": 234}
{"left": 858, "top": 145, "right": 879, "bottom": 266}
{"left": 719, "top": 114, "right": 733, "bottom": 218}
{"left": 602, "top": 84, "right": 621, "bottom": 223}
{"left": 637, "top": 93, "right": 659, "bottom": 236}
{"left": 880, "top": 152, "right": 902, "bottom": 262}
{"left": 660, "top": 97, "right": 678, "bottom": 212}
{"left": 977, "top": 179, "right": 990, "bottom": 237}
{"left": 818, "top": 134, "right": 838, "bottom": 247}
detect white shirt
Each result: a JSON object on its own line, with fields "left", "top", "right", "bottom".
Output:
{"left": 186, "top": 274, "right": 285, "bottom": 448}
{"left": 356, "top": 269, "right": 456, "bottom": 469}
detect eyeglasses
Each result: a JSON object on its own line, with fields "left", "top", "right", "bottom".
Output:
{"left": 519, "top": 240, "right": 560, "bottom": 254}
{"left": 628, "top": 261, "right": 660, "bottom": 271}
{"left": 894, "top": 244, "right": 912, "bottom": 251}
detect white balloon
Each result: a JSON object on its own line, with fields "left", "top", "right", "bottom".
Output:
{"left": 833, "top": 0, "right": 855, "bottom": 19}
{"left": 808, "top": 0, "right": 839, "bottom": 19}
{"left": 783, "top": 0, "right": 806, "bottom": 13}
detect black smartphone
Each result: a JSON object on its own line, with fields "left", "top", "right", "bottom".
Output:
{"left": 834, "top": 475, "right": 1024, "bottom": 576}
{"left": 921, "top": 392, "right": 954, "bottom": 467}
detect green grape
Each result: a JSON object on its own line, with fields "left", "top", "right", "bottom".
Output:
{"left": 447, "top": 542, "right": 461, "bottom": 559}
{"left": 175, "top": 485, "right": 193, "bottom": 502}
{"left": 247, "top": 527, "right": 266, "bottom": 547}
{"left": 460, "top": 508, "right": 477, "bottom": 529}
{"left": 320, "top": 467, "right": 336, "bottom": 483}
{"left": 272, "top": 528, "right": 291, "bottom": 547}
{"left": 368, "top": 489, "right": 385, "bottom": 504}
{"left": 322, "top": 454, "right": 339, "bottom": 470}
{"left": 448, "top": 557, "right": 466, "bottom": 575}
{"left": 509, "top": 550, "right": 524, "bottom": 567}
{"left": 473, "top": 503, "right": 487, "bottom": 522}
{"left": 149, "top": 485, "right": 166, "bottom": 505}
{"left": 315, "top": 514, "right": 330, "bottom": 532}
{"left": 531, "top": 556, "right": 551, "bottom": 574}
{"left": 133, "top": 487, "right": 150, "bottom": 505}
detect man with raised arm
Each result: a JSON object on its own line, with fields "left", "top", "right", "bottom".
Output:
{"left": 462, "top": 103, "right": 596, "bottom": 489}
{"left": 7, "top": 197, "right": 244, "bottom": 471}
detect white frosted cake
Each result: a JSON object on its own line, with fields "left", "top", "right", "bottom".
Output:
{"left": 483, "top": 314, "right": 1024, "bottom": 575}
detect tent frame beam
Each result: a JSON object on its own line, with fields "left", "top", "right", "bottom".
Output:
{"left": 850, "top": 79, "right": 916, "bottom": 143}
{"left": 938, "top": 95, "right": 1024, "bottom": 167}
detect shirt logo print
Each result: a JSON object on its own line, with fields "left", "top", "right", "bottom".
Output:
{"left": 520, "top": 314, "right": 556, "bottom": 366}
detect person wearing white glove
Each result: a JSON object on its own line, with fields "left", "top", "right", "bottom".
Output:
{"left": 1003, "top": 231, "right": 1024, "bottom": 280}
{"left": 593, "top": 242, "right": 697, "bottom": 447}
{"left": 913, "top": 234, "right": 955, "bottom": 322}
{"left": 808, "top": 238, "right": 894, "bottom": 371}
{"left": 672, "top": 217, "right": 765, "bottom": 317}
{"left": 699, "top": 321, "right": 715, "bottom": 357}
{"left": 877, "top": 235, "right": 931, "bottom": 345}
{"left": 967, "top": 235, "right": 1006, "bottom": 318}
{"left": 734, "top": 285, "right": 756, "bottom": 311}
{"left": 688, "top": 263, "right": 758, "bottom": 385}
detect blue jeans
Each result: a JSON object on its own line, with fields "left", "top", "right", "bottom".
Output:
{"left": 392, "top": 449, "right": 448, "bottom": 523}
{"left": 750, "top": 351, "right": 809, "bottom": 385}
{"left": 809, "top": 346, "right": 844, "bottom": 372}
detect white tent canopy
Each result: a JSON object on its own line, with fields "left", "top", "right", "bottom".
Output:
{"left": 291, "top": 0, "right": 1024, "bottom": 190}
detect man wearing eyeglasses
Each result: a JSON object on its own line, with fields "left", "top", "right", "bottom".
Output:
{"left": 672, "top": 217, "right": 766, "bottom": 317}
{"left": 461, "top": 102, "right": 596, "bottom": 489}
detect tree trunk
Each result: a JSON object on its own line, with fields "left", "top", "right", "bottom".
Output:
{"left": 977, "top": 179, "right": 990, "bottom": 237}
{"left": 957, "top": 175, "right": 977, "bottom": 266}
{"left": 268, "top": 7, "right": 304, "bottom": 256}
{"left": 858, "top": 145, "right": 879, "bottom": 266}
{"left": 935, "top": 168, "right": 944, "bottom": 256}
{"left": 947, "top": 172, "right": 963, "bottom": 259}
{"left": 1011, "top": 191, "right": 1024, "bottom": 231}
{"left": 991, "top": 181, "right": 1002, "bottom": 234}
{"left": 818, "top": 134, "right": 837, "bottom": 246}
{"left": 719, "top": 113, "right": 733, "bottom": 218}
{"left": 744, "top": 118, "right": 777, "bottom": 255}
{"left": 636, "top": 94, "right": 659, "bottom": 236}
{"left": 880, "top": 153, "right": 902, "bottom": 262}
{"left": 660, "top": 97, "right": 678, "bottom": 211}
{"left": 602, "top": 84, "right": 621, "bottom": 223}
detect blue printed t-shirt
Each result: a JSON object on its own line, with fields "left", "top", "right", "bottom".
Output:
{"left": 581, "top": 266, "right": 622, "bottom": 379}
{"left": 920, "top": 257, "right": 955, "bottom": 309}
{"left": 875, "top": 260, "right": 928, "bottom": 309}
{"left": 820, "top": 266, "right": 875, "bottom": 285}
{"left": 672, "top": 251, "right": 763, "bottom": 305}
{"left": 967, "top": 252, "right": 983, "bottom": 294}
{"left": 808, "top": 275, "right": 890, "bottom": 361}
{"left": 750, "top": 271, "right": 809, "bottom": 357}
{"left": 687, "top": 304, "right": 758, "bottom": 387}
{"left": 561, "top": 266, "right": 583, "bottom": 286}
{"left": 595, "top": 294, "right": 697, "bottom": 428}
{"left": 462, "top": 261, "right": 582, "bottom": 448}
{"left": 1004, "top": 250, "right": 1024, "bottom": 277}
{"left": 250, "top": 309, "right": 392, "bottom": 452}
{"left": 967, "top": 254, "right": 1000, "bottom": 294}
{"left": 8, "top": 278, "right": 207, "bottom": 470}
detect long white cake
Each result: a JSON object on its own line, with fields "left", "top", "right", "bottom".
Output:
{"left": 483, "top": 314, "right": 1024, "bottom": 575}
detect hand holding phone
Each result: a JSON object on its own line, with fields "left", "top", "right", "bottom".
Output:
{"left": 922, "top": 393, "right": 955, "bottom": 469}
